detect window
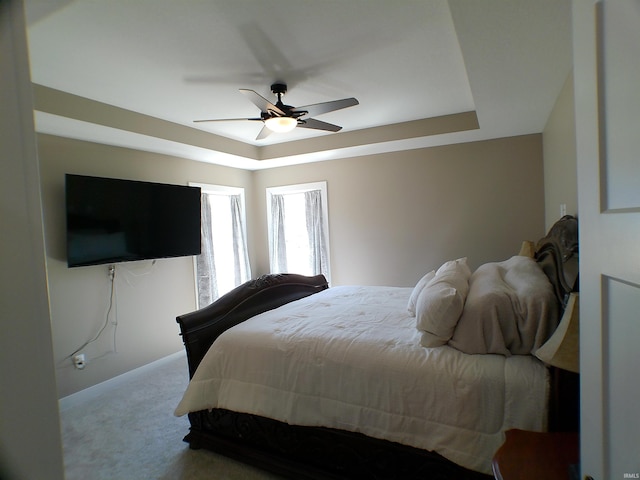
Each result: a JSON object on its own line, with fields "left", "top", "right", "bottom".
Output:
{"left": 191, "top": 183, "right": 251, "bottom": 308}
{"left": 266, "top": 182, "right": 331, "bottom": 283}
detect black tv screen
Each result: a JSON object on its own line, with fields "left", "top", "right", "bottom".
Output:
{"left": 65, "top": 174, "right": 201, "bottom": 268}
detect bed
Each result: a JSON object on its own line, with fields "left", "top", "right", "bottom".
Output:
{"left": 175, "top": 215, "right": 579, "bottom": 479}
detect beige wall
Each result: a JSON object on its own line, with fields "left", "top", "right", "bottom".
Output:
{"left": 253, "top": 134, "right": 546, "bottom": 287}
{"left": 38, "top": 134, "right": 252, "bottom": 397}
{"left": 543, "top": 72, "right": 578, "bottom": 230}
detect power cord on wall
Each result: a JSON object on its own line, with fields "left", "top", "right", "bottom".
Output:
{"left": 108, "top": 264, "right": 118, "bottom": 354}
{"left": 65, "top": 259, "right": 157, "bottom": 369}
{"left": 67, "top": 264, "right": 119, "bottom": 365}
{"left": 120, "top": 259, "right": 157, "bottom": 285}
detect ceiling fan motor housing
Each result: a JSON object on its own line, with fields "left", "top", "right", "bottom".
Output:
{"left": 271, "top": 82, "right": 288, "bottom": 95}
{"left": 269, "top": 83, "right": 297, "bottom": 117}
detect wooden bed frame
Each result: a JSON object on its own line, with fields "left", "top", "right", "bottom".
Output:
{"left": 176, "top": 216, "right": 579, "bottom": 479}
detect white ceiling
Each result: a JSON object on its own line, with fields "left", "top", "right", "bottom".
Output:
{"left": 25, "top": 0, "right": 572, "bottom": 170}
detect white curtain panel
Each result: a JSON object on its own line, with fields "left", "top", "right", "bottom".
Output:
{"left": 270, "top": 194, "right": 288, "bottom": 273}
{"left": 230, "top": 194, "right": 251, "bottom": 286}
{"left": 304, "top": 189, "right": 328, "bottom": 277}
{"left": 196, "top": 193, "right": 217, "bottom": 308}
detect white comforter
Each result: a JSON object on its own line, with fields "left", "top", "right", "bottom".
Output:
{"left": 175, "top": 286, "right": 549, "bottom": 474}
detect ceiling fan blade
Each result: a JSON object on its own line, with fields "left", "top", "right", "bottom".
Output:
{"left": 298, "top": 117, "right": 342, "bottom": 132}
{"left": 193, "top": 117, "right": 262, "bottom": 123}
{"left": 292, "top": 97, "right": 358, "bottom": 118}
{"left": 255, "top": 124, "right": 272, "bottom": 140}
{"left": 240, "top": 89, "right": 286, "bottom": 116}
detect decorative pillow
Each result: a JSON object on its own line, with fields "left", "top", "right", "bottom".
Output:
{"left": 416, "top": 258, "right": 471, "bottom": 347}
{"left": 448, "top": 256, "right": 560, "bottom": 356}
{"left": 518, "top": 240, "right": 536, "bottom": 258}
{"left": 407, "top": 270, "right": 436, "bottom": 316}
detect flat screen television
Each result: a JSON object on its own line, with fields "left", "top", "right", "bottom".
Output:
{"left": 65, "top": 174, "right": 201, "bottom": 268}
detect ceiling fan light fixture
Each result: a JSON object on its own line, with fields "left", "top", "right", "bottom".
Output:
{"left": 265, "top": 116, "right": 297, "bottom": 133}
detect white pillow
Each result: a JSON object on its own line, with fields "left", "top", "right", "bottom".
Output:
{"left": 407, "top": 270, "right": 435, "bottom": 316}
{"left": 435, "top": 257, "right": 472, "bottom": 287}
{"left": 416, "top": 258, "right": 471, "bottom": 346}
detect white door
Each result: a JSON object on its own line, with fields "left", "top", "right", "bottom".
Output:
{"left": 573, "top": 1, "right": 640, "bottom": 479}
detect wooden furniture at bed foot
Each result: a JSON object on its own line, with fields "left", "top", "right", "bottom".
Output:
{"left": 492, "top": 429, "right": 579, "bottom": 480}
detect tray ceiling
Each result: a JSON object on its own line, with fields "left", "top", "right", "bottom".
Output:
{"left": 25, "top": 0, "right": 571, "bottom": 169}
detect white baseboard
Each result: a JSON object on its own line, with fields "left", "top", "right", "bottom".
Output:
{"left": 58, "top": 350, "right": 186, "bottom": 412}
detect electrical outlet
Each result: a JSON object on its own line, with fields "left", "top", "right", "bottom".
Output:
{"left": 73, "top": 354, "right": 86, "bottom": 370}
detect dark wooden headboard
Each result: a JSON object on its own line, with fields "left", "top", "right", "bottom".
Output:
{"left": 534, "top": 215, "right": 579, "bottom": 432}
{"left": 535, "top": 215, "right": 579, "bottom": 305}
{"left": 177, "top": 273, "right": 329, "bottom": 378}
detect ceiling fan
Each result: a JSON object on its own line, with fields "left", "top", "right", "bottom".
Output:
{"left": 194, "top": 83, "right": 359, "bottom": 140}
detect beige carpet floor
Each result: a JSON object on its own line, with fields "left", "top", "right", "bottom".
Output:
{"left": 59, "top": 353, "right": 283, "bottom": 480}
